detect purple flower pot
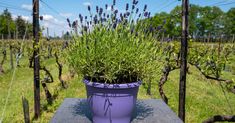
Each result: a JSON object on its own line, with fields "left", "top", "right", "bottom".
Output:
{"left": 83, "top": 79, "right": 142, "bottom": 123}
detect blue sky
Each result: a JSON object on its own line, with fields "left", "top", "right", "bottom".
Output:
{"left": 0, "top": 0, "right": 234, "bottom": 37}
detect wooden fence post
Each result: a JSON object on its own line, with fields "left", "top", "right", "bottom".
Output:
{"left": 33, "top": 0, "right": 41, "bottom": 119}
{"left": 22, "top": 97, "right": 30, "bottom": 123}
{"left": 232, "top": 34, "right": 234, "bottom": 43}
{"left": 179, "top": 0, "right": 189, "bottom": 122}
{"left": 9, "top": 45, "right": 14, "bottom": 69}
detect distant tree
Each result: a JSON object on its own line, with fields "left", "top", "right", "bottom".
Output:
{"left": 0, "top": 9, "right": 16, "bottom": 39}
{"left": 169, "top": 6, "right": 181, "bottom": 38}
{"left": 140, "top": 5, "right": 228, "bottom": 40}
{"left": 225, "top": 8, "right": 235, "bottom": 35}
{"left": 15, "top": 16, "right": 26, "bottom": 39}
{"left": 198, "top": 6, "right": 224, "bottom": 37}
{"left": 188, "top": 5, "right": 201, "bottom": 38}
{"left": 26, "top": 23, "right": 33, "bottom": 39}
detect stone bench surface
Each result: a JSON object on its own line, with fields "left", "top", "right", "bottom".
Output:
{"left": 50, "top": 98, "right": 183, "bottom": 123}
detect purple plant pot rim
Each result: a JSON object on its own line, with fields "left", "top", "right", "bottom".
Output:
{"left": 83, "top": 79, "right": 142, "bottom": 89}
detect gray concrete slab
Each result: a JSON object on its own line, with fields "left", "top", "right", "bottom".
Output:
{"left": 50, "top": 98, "right": 183, "bottom": 123}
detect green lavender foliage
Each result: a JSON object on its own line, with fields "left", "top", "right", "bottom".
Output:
{"left": 66, "top": 23, "right": 160, "bottom": 83}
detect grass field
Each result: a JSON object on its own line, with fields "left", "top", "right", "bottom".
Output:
{"left": 0, "top": 48, "right": 235, "bottom": 123}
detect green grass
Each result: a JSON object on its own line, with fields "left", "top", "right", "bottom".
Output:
{"left": 0, "top": 51, "right": 235, "bottom": 123}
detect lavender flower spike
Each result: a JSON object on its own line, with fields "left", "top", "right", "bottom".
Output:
{"left": 126, "top": 3, "right": 129, "bottom": 11}
{"left": 144, "top": 4, "right": 147, "bottom": 11}
{"left": 88, "top": 5, "right": 91, "bottom": 11}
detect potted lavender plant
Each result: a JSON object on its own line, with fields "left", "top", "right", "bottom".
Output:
{"left": 66, "top": 0, "right": 159, "bottom": 123}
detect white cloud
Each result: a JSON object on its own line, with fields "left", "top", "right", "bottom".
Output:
{"left": 12, "top": 15, "right": 31, "bottom": 22}
{"left": 12, "top": 15, "right": 17, "bottom": 20}
{"left": 42, "top": 14, "right": 54, "bottom": 21}
{"left": 21, "top": 16, "right": 30, "bottom": 21}
{"left": 83, "top": 2, "right": 91, "bottom": 6}
{"left": 39, "top": 13, "right": 72, "bottom": 37}
{"left": 21, "top": 4, "right": 32, "bottom": 11}
{"left": 107, "top": 6, "right": 118, "bottom": 11}
{"left": 107, "top": 6, "right": 112, "bottom": 11}
{"left": 41, "top": 14, "right": 68, "bottom": 29}
{"left": 60, "top": 13, "right": 73, "bottom": 18}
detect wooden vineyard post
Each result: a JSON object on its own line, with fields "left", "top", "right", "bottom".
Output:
{"left": 16, "top": 25, "right": 18, "bottom": 40}
{"left": 218, "top": 35, "right": 222, "bottom": 57}
{"left": 179, "top": 0, "right": 189, "bottom": 122}
{"left": 232, "top": 34, "right": 234, "bottom": 43}
{"left": 208, "top": 33, "right": 211, "bottom": 43}
{"left": 22, "top": 97, "right": 30, "bottom": 123}
{"left": 33, "top": 0, "right": 40, "bottom": 119}
{"left": 9, "top": 45, "right": 14, "bottom": 70}
{"left": 8, "top": 18, "right": 14, "bottom": 70}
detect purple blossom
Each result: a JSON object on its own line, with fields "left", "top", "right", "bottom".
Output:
{"left": 136, "top": 8, "right": 139, "bottom": 14}
{"left": 72, "top": 21, "right": 77, "bottom": 28}
{"left": 113, "top": 0, "right": 116, "bottom": 5}
{"left": 134, "top": 0, "right": 138, "bottom": 5}
{"left": 105, "top": 4, "right": 108, "bottom": 9}
{"left": 126, "top": 12, "right": 130, "bottom": 16}
{"left": 143, "top": 4, "right": 147, "bottom": 11}
{"left": 131, "top": 27, "right": 134, "bottom": 34}
{"left": 126, "top": 3, "right": 129, "bottom": 11}
{"left": 94, "top": 16, "right": 98, "bottom": 24}
{"left": 120, "top": 13, "right": 123, "bottom": 18}
{"left": 157, "top": 25, "right": 162, "bottom": 30}
{"left": 163, "top": 19, "right": 166, "bottom": 24}
{"left": 96, "top": 6, "right": 99, "bottom": 13}
{"left": 120, "top": 13, "right": 123, "bottom": 20}
{"left": 88, "top": 5, "right": 91, "bottom": 11}
{"left": 113, "top": 23, "right": 117, "bottom": 29}
{"left": 99, "top": 8, "right": 103, "bottom": 16}
{"left": 67, "top": 18, "right": 71, "bottom": 27}
{"left": 133, "top": 0, "right": 136, "bottom": 4}
{"left": 131, "top": 19, "right": 134, "bottom": 24}
{"left": 133, "top": 0, "right": 138, "bottom": 5}
{"left": 144, "top": 11, "right": 148, "bottom": 17}
{"left": 149, "top": 24, "right": 154, "bottom": 32}
{"left": 79, "top": 14, "right": 83, "bottom": 22}
{"left": 111, "top": 5, "right": 114, "bottom": 11}
{"left": 132, "top": 5, "right": 135, "bottom": 10}
{"left": 114, "top": 10, "right": 118, "bottom": 14}
{"left": 124, "top": 13, "right": 127, "bottom": 18}
{"left": 148, "top": 12, "right": 151, "bottom": 18}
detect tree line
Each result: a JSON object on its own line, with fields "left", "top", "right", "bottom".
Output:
{"left": 141, "top": 5, "right": 235, "bottom": 42}
{"left": 0, "top": 9, "right": 33, "bottom": 39}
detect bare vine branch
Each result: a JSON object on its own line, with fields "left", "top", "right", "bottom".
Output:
{"left": 189, "top": 62, "right": 229, "bottom": 82}
{"left": 159, "top": 65, "right": 179, "bottom": 104}
{"left": 55, "top": 52, "right": 66, "bottom": 88}
{"left": 203, "top": 115, "right": 235, "bottom": 123}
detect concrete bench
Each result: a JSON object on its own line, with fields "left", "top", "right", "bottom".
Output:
{"left": 50, "top": 98, "right": 183, "bottom": 123}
